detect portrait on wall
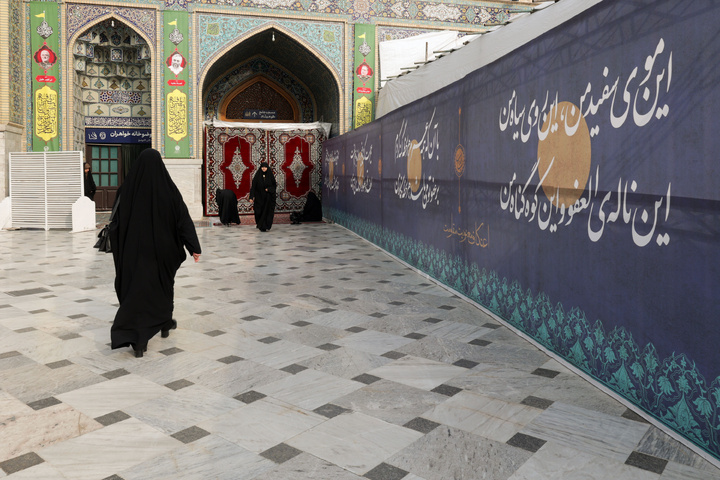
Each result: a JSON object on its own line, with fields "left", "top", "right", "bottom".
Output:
{"left": 356, "top": 60, "right": 373, "bottom": 83}
{"left": 166, "top": 50, "right": 187, "bottom": 76}
{"left": 34, "top": 44, "right": 57, "bottom": 72}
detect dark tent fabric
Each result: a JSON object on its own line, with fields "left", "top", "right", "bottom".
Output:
{"left": 215, "top": 188, "right": 240, "bottom": 225}
{"left": 109, "top": 148, "right": 201, "bottom": 353}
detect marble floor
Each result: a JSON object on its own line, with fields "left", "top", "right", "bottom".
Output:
{"left": 1, "top": 221, "right": 719, "bottom": 480}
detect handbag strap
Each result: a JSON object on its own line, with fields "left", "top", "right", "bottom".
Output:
{"left": 109, "top": 194, "right": 121, "bottom": 222}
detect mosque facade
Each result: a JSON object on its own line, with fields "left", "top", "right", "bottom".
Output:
{"left": 0, "top": 0, "right": 534, "bottom": 215}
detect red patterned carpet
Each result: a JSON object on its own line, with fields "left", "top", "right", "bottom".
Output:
{"left": 205, "top": 125, "right": 325, "bottom": 217}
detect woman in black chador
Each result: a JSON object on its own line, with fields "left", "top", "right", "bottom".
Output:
{"left": 109, "top": 149, "right": 201, "bottom": 357}
{"left": 215, "top": 188, "right": 240, "bottom": 226}
{"left": 249, "top": 162, "right": 276, "bottom": 232}
{"left": 83, "top": 163, "right": 96, "bottom": 201}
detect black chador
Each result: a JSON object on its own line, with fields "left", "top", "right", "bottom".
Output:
{"left": 250, "top": 162, "right": 276, "bottom": 232}
{"left": 215, "top": 188, "right": 240, "bottom": 225}
{"left": 109, "top": 148, "right": 201, "bottom": 356}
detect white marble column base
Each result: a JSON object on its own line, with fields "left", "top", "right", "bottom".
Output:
{"left": 164, "top": 158, "right": 203, "bottom": 220}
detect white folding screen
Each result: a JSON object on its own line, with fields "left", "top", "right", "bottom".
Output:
{"left": 9, "top": 153, "right": 45, "bottom": 229}
{"left": 9, "top": 151, "right": 84, "bottom": 230}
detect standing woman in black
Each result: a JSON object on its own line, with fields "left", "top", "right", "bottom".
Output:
{"left": 108, "top": 148, "right": 201, "bottom": 357}
{"left": 249, "top": 162, "right": 276, "bottom": 232}
{"left": 83, "top": 163, "right": 96, "bottom": 200}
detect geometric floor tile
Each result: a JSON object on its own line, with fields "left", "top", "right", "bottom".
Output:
{"left": 0, "top": 224, "right": 717, "bottom": 480}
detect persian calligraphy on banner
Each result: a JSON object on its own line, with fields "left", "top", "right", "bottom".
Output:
{"left": 164, "top": 11, "right": 190, "bottom": 157}
{"left": 350, "top": 134, "right": 373, "bottom": 194}
{"left": 35, "top": 86, "right": 58, "bottom": 142}
{"left": 393, "top": 109, "right": 440, "bottom": 209}
{"left": 167, "top": 89, "right": 187, "bottom": 142}
{"left": 30, "top": 2, "right": 59, "bottom": 151}
{"left": 497, "top": 39, "right": 674, "bottom": 248}
{"left": 355, "top": 97, "right": 373, "bottom": 131}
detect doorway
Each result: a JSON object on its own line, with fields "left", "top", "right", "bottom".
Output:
{"left": 86, "top": 144, "right": 120, "bottom": 210}
{"left": 73, "top": 17, "right": 153, "bottom": 210}
{"left": 86, "top": 143, "right": 149, "bottom": 209}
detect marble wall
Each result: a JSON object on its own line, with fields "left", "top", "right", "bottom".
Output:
{"left": 0, "top": 124, "right": 25, "bottom": 199}
{"left": 164, "top": 157, "right": 203, "bottom": 218}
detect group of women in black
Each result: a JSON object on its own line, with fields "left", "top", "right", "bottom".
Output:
{"left": 217, "top": 161, "right": 277, "bottom": 230}
{"left": 108, "top": 151, "right": 279, "bottom": 357}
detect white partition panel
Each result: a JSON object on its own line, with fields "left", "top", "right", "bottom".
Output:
{"left": 9, "top": 151, "right": 84, "bottom": 230}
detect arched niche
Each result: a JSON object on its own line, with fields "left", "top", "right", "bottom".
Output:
{"left": 68, "top": 16, "right": 153, "bottom": 210}
{"left": 72, "top": 18, "right": 152, "bottom": 127}
{"left": 220, "top": 76, "right": 300, "bottom": 123}
{"left": 204, "top": 55, "right": 316, "bottom": 123}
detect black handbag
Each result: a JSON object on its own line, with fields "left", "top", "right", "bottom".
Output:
{"left": 94, "top": 225, "right": 112, "bottom": 252}
{"left": 94, "top": 195, "right": 120, "bottom": 253}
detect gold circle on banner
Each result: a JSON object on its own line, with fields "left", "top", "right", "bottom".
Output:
{"left": 407, "top": 140, "right": 422, "bottom": 193}
{"left": 454, "top": 145, "right": 465, "bottom": 178}
{"left": 357, "top": 152, "right": 364, "bottom": 186}
{"left": 537, "top": 101, "right": 592, "bottom": 209}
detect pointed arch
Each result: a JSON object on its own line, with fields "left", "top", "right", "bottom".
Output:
{"left": 196, "top": 19, "right": 343, "bottom": 158}
{"left": 204, "top": 54, "right": 316, "bottom": 124}
{"left": 62, "top": 8, "right": 158, "bottom": 152}
{"left": 64, "top": 14, "right": 157, "bottom": 151}
{"left": 198, "top": 22, "right": 342, "bottom": 91}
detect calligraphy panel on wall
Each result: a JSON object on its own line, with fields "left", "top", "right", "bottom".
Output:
{"left": 164, "top": 11, "right": 190, "bottom": 157}
{"left": 353, "top": 24, "right": 376, "bottom": 129}
{"left": 205, "top": 123, "right": 328, "bottom": 216}
{"left": 31, "top": 2, "right": 60, "bottom": 151}
{"left": 323, "top": 0, "right": 720, "bottom": 461}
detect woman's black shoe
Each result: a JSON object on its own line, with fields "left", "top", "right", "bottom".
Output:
{"left": 133, "top": 345, "right": 146, "bottom": 357}
{"left": 161, "top": 319, "right": 178, "bottom": 338}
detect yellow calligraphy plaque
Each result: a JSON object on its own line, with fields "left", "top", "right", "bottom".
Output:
{"left": 166, "top": 89, "right": 187, "bottom": 142}
{"left": 35, "top": 85, "right": 58, "bottom": 142}
{"left": 354, "top": 96, "right": 373, "bottom": 129}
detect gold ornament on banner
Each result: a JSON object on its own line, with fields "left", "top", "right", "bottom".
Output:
{"left": 407, "top": 139, "right": 422, "bottom": 194}
{"left": 537, "top": 101, "right": 591, "bottom": 209}
{"left": 35, "top": 11, "right": 53, "bottom": 39}
{"left": 454, "top": 108, "right": 465, "bottom": 213}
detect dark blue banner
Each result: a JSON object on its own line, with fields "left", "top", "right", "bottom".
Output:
{"left": 324, "top": 0, "right": 720, "bottom": 460}
{"left": 85, "top": 128, "right": 151, "bottom": 144}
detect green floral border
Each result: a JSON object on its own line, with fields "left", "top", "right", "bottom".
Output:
{"left": 325, "top": 207, "right": 720, "bottom": 461}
